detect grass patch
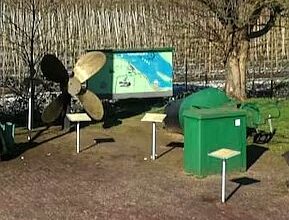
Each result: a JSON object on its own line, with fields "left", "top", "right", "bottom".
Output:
{"left": 244, "top": 98, "right": 289, "bottom": 154}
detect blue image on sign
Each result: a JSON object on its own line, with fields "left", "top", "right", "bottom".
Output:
{"left": 116, "top": 52, "right": 172, "bottom": 89}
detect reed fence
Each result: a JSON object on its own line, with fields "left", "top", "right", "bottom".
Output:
{"left": 1, "top": 0, "right": 289, "bottom": 95}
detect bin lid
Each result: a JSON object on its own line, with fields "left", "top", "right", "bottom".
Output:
{"left": 178, "top": 88, "right": 233, "bottom": 129}
{"left": 183, "top": 107, "right": 246, "bottom": 119}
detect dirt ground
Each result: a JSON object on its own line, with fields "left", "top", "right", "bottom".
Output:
{"left": 1, "top": 114, "right": 289, "bottom": 220}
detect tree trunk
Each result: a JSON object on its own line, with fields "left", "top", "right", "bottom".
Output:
{"left": 225, "top": 38, "right": 249, "bottom": 101}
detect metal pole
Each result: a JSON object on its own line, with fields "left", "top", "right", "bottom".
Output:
{"left": 221, "top": 159, "right": 226, "bottom": 203}
{"left": 27, "top": 83, "right": 32, "bottom": 141}
{"left": 268, "top": 114, "right": 273, "bottom": 133}
{"left": 185, "top": 31, "right": 188, "bottom": 93}
{"left": 151, "top": 122, "right": 156, "bottom": 160}
{"left": 76, "top": 122, "right": 80, "bottom": 153}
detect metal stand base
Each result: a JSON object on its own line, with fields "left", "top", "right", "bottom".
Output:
{"left": 76, "top": 122, "right": 80, "bottom": 153}
{"left": 221, "top": 159, "right": 226, "bottom": 203}
{"left": 151, "top": 122, "right": 157, "bottom": 160}
{"left": 66, "top": 113, "right": 91, "bottom": 154}
{"left": 141, "top": 113, "right": 167, "bottom": 161}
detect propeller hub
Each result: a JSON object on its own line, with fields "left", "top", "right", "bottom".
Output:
{"left": 68, "top": 77, "right": 81, "bottom": 96}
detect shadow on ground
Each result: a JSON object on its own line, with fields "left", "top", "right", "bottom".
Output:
{"left": 1, "top": 127, "right": 71, "bottom": 161}
{"left": 102, "top": 98, "right": 165, "bottom": 129}
{"left": 227, "top": 177, "right": 260, "bottom": 202}
{"left": 154, "top": 142, "right": 268, "bottom": 166}
{"left": 247, "top": 144, "right": 268, "bottom": 170}
{"left": 157, "top": 141, "right": 184, "bottom": 159}
{"left": 282, "top": 151, "right": 289, "bottom": 167}
{"left": 80, "top": 137, "right": 115, "bottom": 152}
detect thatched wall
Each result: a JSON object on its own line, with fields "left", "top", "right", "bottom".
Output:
{"left": 1, "top": 0, "right": 289, "bottom": 91}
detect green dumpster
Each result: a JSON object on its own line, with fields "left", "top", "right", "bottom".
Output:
{"left": 0, "top": 122, "right": 15, "bottom": 156}
{"left": 183, "top": 107, "right": 246, "bottom": 177}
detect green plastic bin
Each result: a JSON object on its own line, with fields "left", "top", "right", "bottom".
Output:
{"left": 0, "top": 122, "right": 15, "bottom": 155}
{"left": 183, "top": 107, "right": 246, "bottom": 177}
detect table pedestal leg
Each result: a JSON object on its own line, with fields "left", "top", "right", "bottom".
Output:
{"left": 151, "top": 122, "right": 156, "bottom": 160}
{"left": 27, "top": 85, "right": 32, "bottom": 141}
{"left": 221, "top": 159, "right": 226, "bottom": 203}
{"left": 76, "top": 122, "right": 80, "bottom": 154}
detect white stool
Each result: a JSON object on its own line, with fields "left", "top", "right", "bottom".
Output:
{"left": 66, "top": 113, "right": 91, "bottom": 154}
{"left": 208, "top": 148, "right": 240, "bottom": 203}
{"left": 141, "top": 113, "right": 166, "bottom": 160}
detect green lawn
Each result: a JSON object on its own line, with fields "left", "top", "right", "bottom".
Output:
{"left": 245, "top": 98, "right": 289, "bottom": 154}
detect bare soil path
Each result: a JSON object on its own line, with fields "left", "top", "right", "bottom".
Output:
{"left": 0, "top": 115, "right": 288, "bottom": 219}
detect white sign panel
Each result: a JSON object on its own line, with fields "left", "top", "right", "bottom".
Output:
{"left": 141, "top": 113, "right": 167, "bottom": 123}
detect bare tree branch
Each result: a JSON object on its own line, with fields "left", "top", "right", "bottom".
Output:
{"left": 249, "top": 4, "right": 283, "bottom": 38}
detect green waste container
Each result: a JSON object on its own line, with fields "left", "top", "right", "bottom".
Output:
{"left": 183, "top": 107, "right": 246, "bottom": 177}
{"left": 0, "top": 122, "right": 15, "bottom": 155}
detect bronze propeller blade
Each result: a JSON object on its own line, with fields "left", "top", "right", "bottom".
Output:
{"left": 41, "top": 93, "right": 67, "bottom": 124}
{"left": 73, "top": 51, "right": 106, "bottom": 83}
{"left": 40, "top": 54, "right": 69, "bottom": 84}
{"left": 78, "top": 89, "right": 104, "bottom": 121}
